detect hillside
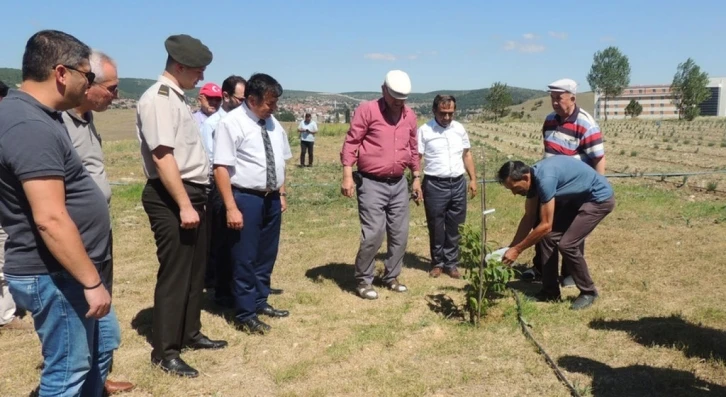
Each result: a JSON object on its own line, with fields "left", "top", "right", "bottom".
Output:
{"left": 506, "top": 91, "right": 595, "bottom": 120}
{"left": 0, "top": 67, "right": 545, "bottom": 115}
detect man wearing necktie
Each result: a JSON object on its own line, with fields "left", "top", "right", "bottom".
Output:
{"left": 213, "top": 73, "right": 292, "bottom": 334}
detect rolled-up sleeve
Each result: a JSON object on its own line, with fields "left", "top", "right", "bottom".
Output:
{"left": 340, "top": 106, "right": 368, "bottom": 167}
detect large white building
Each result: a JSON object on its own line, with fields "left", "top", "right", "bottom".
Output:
{"left": 593, "top": 77, "right": 725, "bottom": 120}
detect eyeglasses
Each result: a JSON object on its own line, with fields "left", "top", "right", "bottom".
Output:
{"left": 56, "top": 64, "right": 95, "bottom": 85}
{"left": 232, "top": 95, "right": 244, "bottom": 102}
{"left": 96, "top": 83, "right": 118, "bottom": 95}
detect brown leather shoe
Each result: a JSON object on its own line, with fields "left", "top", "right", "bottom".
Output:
{"left": 0, "top": 317, "right": 34, "bottom": 331}
{"left": 104, "top": 379, "right": 135, "bottom": 395}
{"left": 429, "top": 267, "right": 443, "bottom": 278}
{"left": 445, "top": 268, "right": 462, "bottom": 279}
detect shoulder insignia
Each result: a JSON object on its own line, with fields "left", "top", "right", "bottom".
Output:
{"left": 157, "top": 85, "right": 170, "bottom": 97}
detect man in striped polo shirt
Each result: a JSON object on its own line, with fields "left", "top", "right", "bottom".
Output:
{"left": 521, "top": 78, "right": 606, "bottom": 286}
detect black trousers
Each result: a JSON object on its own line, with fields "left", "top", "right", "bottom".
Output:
{"left": 423, "top": 176, "right": 467, "bottom": 269}
{"left": 142, "top": 179, "right": 208, "bottom": 361}
{"left": 300, "top": 141, "right": 314, "bottom": 166}
{"left": 207, "top": 185, "right": 233, "bottom": 300}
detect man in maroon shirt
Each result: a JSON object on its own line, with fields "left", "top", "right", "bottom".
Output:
{"left": 340, "top": 70, "right": 422, "bottom": 300}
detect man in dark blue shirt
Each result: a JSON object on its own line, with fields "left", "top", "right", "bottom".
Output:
{"left": 498, "top": 156, "right": 615, "bottom": 310}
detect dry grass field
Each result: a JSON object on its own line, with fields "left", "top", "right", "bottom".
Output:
{"left": 1, "top": 109, "right": 725, "bottom": 396}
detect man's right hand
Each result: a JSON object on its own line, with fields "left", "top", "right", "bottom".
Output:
{"left": 227, "top": 208, "right": 243, "bottom": 230}
{"left": 179, "top": 206, "right": 200, "bottom": 229}
{"left": 84, "top": 285, "right": 111, "bottom": 319}
{"left": 341, "top": 176, "right": 355, "bottom": 198}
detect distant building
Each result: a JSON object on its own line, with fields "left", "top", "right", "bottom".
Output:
{"left": 593, "top": 77, "right": 725, "bottom": 120}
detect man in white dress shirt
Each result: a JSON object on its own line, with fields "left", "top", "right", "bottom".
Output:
{"left": 213, "top": 73, "right": 291, "bottom": 335}
{"left": 417, "top": 95, "right": 477, "bottom": 279}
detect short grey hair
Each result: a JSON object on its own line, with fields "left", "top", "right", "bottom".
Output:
{"left": 89, "top": 50, "right": 117, "bottom": 83}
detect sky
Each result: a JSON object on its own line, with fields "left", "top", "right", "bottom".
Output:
{"left": 2, "top": 0, "right": 725, "bottom": 94}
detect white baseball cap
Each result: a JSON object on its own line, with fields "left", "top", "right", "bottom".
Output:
{"left": 547, "top": 78, "right": 577, "bottom": 95}
{"left": 384, "top": 70, "right": 411, "bottom": 100}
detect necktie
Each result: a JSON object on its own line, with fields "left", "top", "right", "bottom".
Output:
{"left": 259, "top": 119, "right": 277, "bottom": 190}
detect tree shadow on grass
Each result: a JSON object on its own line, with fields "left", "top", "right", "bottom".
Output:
{"left": 558, "top": 355, "right": 726, "bottom": 397}
{"left": 425, "top": 293, "right": 466, "bottom": 322}
{"left": 130, "top": 307, "right": 154, "bottom": 346}
{"left": 589, "top": 315, "right": 726, "bottom": 363}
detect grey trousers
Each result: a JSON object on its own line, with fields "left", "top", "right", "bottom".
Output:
{"left": 423, "top": 176, "right": 467, "bottom": 270}
{"left": 538, "top": 196, "right": 616, "bottom": 296}
{"left": 354, "top": 175, "right": 410, "bottom": 285}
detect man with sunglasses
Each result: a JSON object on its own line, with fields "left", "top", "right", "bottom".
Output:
{"left": 0, "top": 30, "right": 114, "bottom": 396}
{"left": 62, "top": 50, "right": 135, "bottom": 395}
{"left": 137, "top": 34, "right": 227, "bottom": 378}
{"left": 199, "top": 75, "right": 246, "bottom": 304}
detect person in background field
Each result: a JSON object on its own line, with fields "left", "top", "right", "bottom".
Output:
{"left": 0, "top": 29, "right": 115, "bottom": 396}
{"left": 214, "top": 73, "right": 292, "bottom": 335}
{"left": 498, "top": 156, "right": 615, "bottom": 310}
{"left": 340, "top": 69, "right": 422, "bottom": 300}
{"left": 199, "top": 75, "right": 246, "bottom": 304}
{"left": 417, "top": 95, "right": 477, "bottom": 280}
{"left": 521, "top": 78, "right": 606, "bottom": 287}
{"left": 0, "top": 79, "right": 32, "bottom": 333}
{"left": 297, "top": 112, "right": 318, "bottom": 167}
{"left": 136, "top": 34, "right": 227, "bottom": 378}
{"left": 192, "top": 82, "right": 222, "bottom": 127}
{"left": 62, "top": 49, "right": 135, "bottom": 395}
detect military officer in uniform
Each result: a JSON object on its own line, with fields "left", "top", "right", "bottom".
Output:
{"left": 136, "top": 34, "right": 227, "bottom": 378}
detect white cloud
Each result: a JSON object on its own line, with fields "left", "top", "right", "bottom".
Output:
{"left": 522, "top": 33, "right": 538, "bottom": 40}
{"left": 364, "top": 53, "right": 396, "bottom": 61}
{"left": 406, "top": 54, "right": 419, "bottom": 60}
{"left": 503, "top": 41, "right": 546, "bottom": 53}
{"left": 548, "top": 31, "right": 568, "bottom": 40}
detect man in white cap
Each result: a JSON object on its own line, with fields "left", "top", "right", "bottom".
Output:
{"left": 519, "top": 78, "right": 605, "bottom": 286}
{"left": 340, "top": 70, "right": 422, "bottom": 300}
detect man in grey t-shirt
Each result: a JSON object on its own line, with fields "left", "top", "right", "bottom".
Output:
{"left": 62, "top": 50, "right": 135, "bottom": 395}
{"left": 0, "top": 30, "right": 116, "bottom": 396}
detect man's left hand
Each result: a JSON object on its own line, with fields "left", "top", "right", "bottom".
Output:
{"left": 281, "top": 196, "right": 288, "bottom": 213}
{"left": 502, "top": 247, "right": 520, "bottom": 266}
{"left": 412, "top": 179, "right": 423, "bottom": 205}
{"left": 468, "top": 180, "right": 478, "bottom": 198}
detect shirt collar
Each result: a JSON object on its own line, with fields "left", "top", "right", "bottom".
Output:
{"left": 65, "top": 109, "right": 92, "bottom": 125}
{"left": 242, "top": 101, "right": 268, "bottom": 125}
{"left": 157, "top": 75, "right": 185, "bottom": 98}
{"left": 7, "top": 90, "right": 65, "bottom": 121}
{"left": 556, "top": 106, "right": 580, "bottom": 124}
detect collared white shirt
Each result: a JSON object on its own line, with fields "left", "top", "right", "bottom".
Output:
{"left": 214, "top": 102, "right": 292, "bottom": 190}
{"left": 200, "top": 107, "right": 227, "bottom": 165}
{"left": 417, "top": 119, "right": 470, "bottom": 178}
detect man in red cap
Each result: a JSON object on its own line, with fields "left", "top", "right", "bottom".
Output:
{"left": 193, "top": 82, "right": 222, "bottom": 127}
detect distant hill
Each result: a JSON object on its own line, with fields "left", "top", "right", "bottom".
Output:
{"left": 0, "top": 67, "right": 545, "bottom": 115}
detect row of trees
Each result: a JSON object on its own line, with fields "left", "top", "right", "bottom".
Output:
{"left": 587, "top": 47, "right": 711, "bottom": 121}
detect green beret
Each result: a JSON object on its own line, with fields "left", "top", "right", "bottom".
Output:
{"left": 164, "top": 34, "right": 213, "bottom": 68}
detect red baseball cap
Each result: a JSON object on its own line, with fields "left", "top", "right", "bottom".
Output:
{"left": 199, "top": 83, "right": 222, "bottom": 98}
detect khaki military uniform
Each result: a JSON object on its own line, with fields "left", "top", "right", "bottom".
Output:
{"left": 137, "top": 74, "right": 211, "bottom": 362}
{"left": 137, "top": 75, "right": 210, "bottom": 185}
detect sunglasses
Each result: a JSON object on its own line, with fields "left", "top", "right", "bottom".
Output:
{"left": 96, "top": 83, "right": 118, "bottom": 95}
{"left": 56, "top": 64, "right": 95, "bottom": 85}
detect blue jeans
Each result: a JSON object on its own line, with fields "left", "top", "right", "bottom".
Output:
{"left": 6, "top": 271, "right": 121, "bottom": 397}
{"left": 230, "top": 190, "right": 282, "bottom": 322}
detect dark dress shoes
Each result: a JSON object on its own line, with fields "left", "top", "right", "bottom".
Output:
{"left": 236, "top": 316, "right": 271, "bottom": 335}
{"left": 269, "top": 288, "right": 284, "bottom": 295}
{"left": 184, "top": 335, "right": 228, "bottom": 350}
{"left": 257, "top": 305, "right": 290, "bottom": 318}
{"left": 151, "top": 357, "right": 199, "bottom": 378}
